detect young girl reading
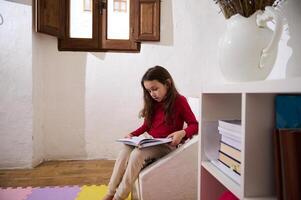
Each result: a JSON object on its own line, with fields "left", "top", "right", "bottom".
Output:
{"left": 103, "top": 65, "right": 198, "bottom": 200}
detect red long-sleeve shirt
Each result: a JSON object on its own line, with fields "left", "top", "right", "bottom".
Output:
{"left": 131, "top": 95, "right": 198, "bottom": 139}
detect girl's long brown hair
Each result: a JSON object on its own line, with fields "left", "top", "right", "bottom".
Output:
{"left": 140, "top": 66, "right": 179, "bottom": 127}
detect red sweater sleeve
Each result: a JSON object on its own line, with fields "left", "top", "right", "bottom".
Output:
{"left": 180, "top": 96, "right": 199, "bottom": 138}
{"left": 131, "top": 119, "right": 148, "bottom": 136}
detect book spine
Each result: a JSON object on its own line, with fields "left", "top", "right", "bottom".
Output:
{"left": 220, "top": 142, "right": 241, "bottom": 162}
{"left": 218, "top": 151, "right": 241, "bottom": 175}
{"left": 218, "top": 120, "right": 242, "bottom": 133}
{"left": 218, "top": 127, "right": 242, "bottom": 139}
{"left": 275, "top": 95, "right": 301, "bottom": 129}
{"left": 276, "top": 129, "right": 301, "bottom": 200}
{"left": 211, "top": 160, "right": 241, "bottom": 185}
{"left": 221, "top": 135, "right": 242, "bottom": 151}
{"left": 273, "top": 129, "right": 283, "bottom": 200}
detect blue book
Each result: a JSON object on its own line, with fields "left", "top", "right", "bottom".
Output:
{"left": 275, "top": 95, "right": 301, "bottom": 129}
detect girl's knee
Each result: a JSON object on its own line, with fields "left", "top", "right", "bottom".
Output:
{"left": 117, "top": 145, "right": 133, "bottom": 158}
{"left": 122, "top": 144, "right": 133, "bottom": 152}
{"left": 128, "top": 148, "right": 147, "bottom": 165}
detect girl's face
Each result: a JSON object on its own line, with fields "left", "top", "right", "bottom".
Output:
{"left": 143, "top": 80, "right": 169, "bottom": 102}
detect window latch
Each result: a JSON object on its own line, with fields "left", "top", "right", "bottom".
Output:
{"left": 99, "top": 0, "right": 107, "bottom": 15}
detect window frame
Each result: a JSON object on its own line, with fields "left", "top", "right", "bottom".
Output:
{"left": 36, "top": 0, "right": 160, "bottom": 52}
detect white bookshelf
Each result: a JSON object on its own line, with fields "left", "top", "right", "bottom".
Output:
{"left": 198, "top": 78, "right": 301, "bottom": 200}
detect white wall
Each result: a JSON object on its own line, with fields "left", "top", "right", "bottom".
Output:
{"left": 38, "top": 43, "right": 88, "bottom": 160}
{"left": 0, "top": 0, "right": 33, "bottom": 168}
{"left": 281, "top": 0, "right": 301, "bottom": 77}
{"left": 32, "top": 29, "right": 46, "bottom": 167}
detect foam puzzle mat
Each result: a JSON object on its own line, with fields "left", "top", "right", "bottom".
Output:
{"left": 0, "top": 185, "right": 131, "bottom": 200}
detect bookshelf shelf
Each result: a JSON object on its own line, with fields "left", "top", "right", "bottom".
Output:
{"left": 202, "top": 77, "right": 301, "bottom": 94}
{"left": 198, "top": 79, "right": 301, "bottom": 200}
{"left": 201, "top": 161, "right": 241, "bottom": 198}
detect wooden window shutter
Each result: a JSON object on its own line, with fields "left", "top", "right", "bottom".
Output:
{"left": 136, "top": 0, "right": 160, "bottom": 41}
{"left": 36, "top": 0, "right": 66, "bottom": 38}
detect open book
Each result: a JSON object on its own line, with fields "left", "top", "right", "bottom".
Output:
{"left": 116, "top": 136, "right": 172, "bottom": 148}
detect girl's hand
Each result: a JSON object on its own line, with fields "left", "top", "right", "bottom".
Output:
{"left": 167, "top": 130, "right": 186, "bottom": 146}
{"left": 125, "top": 133, "right": 133, "bottom": 139}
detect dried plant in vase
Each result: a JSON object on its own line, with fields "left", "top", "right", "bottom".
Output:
{"left": 214, "top": 0, "right": 285, "bottom": 19}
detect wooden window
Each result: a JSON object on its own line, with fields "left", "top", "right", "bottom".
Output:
{"left": 35, "top": 0, "right": 160, "bottom": 52}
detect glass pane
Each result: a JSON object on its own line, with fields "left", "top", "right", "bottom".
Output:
{"left": 107, "top": 0, "right": 130, "bottom": 40}
{"left": 70, "top": 0, "right": 93, "bottom": 38}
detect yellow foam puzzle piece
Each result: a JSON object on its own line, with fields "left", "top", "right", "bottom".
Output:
{"left": 76, "top": 185, "right": 131, "bottom": 200}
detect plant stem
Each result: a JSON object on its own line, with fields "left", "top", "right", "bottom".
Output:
{"left": 242, "top": 0, "right": 248, "bottom": 17}
{"left": 215, "top": 0, "right": 277, "bottom": 19}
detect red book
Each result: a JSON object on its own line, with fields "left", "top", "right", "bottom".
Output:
{"left": 218, "top": 191, "right": 239, "bottom": 200}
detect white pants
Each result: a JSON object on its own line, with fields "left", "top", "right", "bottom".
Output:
{"left": 107, "top": 144, "right": 174, "bottom": 200}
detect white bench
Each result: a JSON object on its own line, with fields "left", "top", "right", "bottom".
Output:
{"left": 131, "top": 97, "right": 199, "bottom": 200}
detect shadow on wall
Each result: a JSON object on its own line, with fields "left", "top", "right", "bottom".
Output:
{"left": 90, "top": 52, "right": 106, "bottom": 61}
{"left": 284, "top": 0, "right": 301, "bottom": 78}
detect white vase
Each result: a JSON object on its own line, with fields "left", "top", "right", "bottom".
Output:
{"left": 219, "top": 7, "right": 283, "bottom": 82}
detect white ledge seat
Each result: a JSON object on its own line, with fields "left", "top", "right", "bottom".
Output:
{"left": 132, "top": 135, "right": 199, "bottom": 200}
{"left": 131, "top": 97, "right": 199, "bottom": 200}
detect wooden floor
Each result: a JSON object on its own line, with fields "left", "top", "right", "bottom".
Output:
{"left": 0, "top": 160, "right": 115, "bottom": 188}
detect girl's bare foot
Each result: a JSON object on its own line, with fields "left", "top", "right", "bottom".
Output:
{"left": 102, "top": 194, "right": 114, "bottom": 200}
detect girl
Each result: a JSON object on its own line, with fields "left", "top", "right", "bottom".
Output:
{"left": 103, "top": 66, "right": 198, "bottom": 200}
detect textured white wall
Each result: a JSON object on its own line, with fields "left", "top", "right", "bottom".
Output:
{"left": 0, "top": 0, "right": 33, "bottom": 168}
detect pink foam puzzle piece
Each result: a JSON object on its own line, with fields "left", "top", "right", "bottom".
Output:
{"left": 0, "top": 187, "right": 32, "bottom": 200}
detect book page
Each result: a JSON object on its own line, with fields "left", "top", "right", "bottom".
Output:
{"left": 116, "top": 136, "right": 172, "bottom": 148}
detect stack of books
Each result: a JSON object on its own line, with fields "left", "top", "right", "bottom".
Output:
{"left": 211, "top": 119, "right": 242, "bottom": 184}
